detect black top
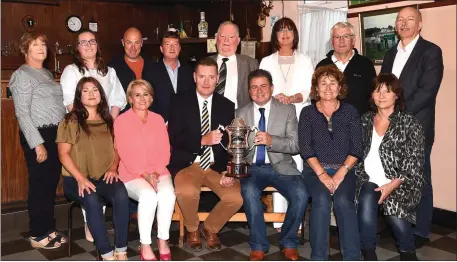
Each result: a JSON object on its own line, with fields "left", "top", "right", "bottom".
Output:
{"left": 167, "top": 90, "right": 235, "bottom": 177}
{"left": 149, "top": 60, "right": 195, "bottom": 123}
{"left": 108, "top": 54, "right": 156, "bottom": 113}
{"left": 380, "top": 36, "right": 444, "bottom": 149}
{"left": 316, "top": 48, "right": 377, "bottom": 116}
{"left": 298, "top": 102, "right": 363, "bottom": 169}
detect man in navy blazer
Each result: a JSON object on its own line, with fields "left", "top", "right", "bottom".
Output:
{"left": 150, "top": 30, "right": 195, "bottom": 123}
{"left": 167, "top": 58, "right": 242, "bottom": 252}
{"left": 380, "top": 6, "right": 444, "bottom": 248}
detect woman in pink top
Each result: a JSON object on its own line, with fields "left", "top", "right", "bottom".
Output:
{"left": 114, "top": 79, "right": 175, "bottom": 261}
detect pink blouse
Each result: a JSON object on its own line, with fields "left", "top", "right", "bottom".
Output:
{"left": 114, "top": 109, "right": 171, "bottom": 183}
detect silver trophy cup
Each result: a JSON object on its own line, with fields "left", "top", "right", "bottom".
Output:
{"left": 218, "top": 118, "right": 258, "bottom": 178}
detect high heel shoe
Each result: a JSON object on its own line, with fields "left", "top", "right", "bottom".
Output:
{"left": 157, "top": 239, "right": 171, "bottom": 261}
{"left": 138, "top": 245, "right": 157, "bottom": 261}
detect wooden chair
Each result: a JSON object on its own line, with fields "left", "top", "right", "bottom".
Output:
{"left": 172, "top": 186, "right": 305, "bottom": 247}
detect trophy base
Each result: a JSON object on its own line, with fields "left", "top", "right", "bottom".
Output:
{"left": 225, "top": 162, "right": 250, "bottom": 178}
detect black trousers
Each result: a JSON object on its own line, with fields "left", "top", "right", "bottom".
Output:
{"left": 19, "top": 125, "right": 61, "bottom": 237}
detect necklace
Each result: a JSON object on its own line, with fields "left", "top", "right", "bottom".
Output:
{"left": 318, "top": 101, "right": 339, "bottom": 132}
{"left": 279, "top": 63, "right": 292, "bottom": 84}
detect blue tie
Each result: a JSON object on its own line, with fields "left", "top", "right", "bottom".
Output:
{"left": 256, "top": 108, "right": 266, "bottom": 165}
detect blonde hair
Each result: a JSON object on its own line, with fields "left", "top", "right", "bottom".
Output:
{"left": 126, "top": 79, "right": 155, "bottom": 107}
{"left": 330, "top": 22, "right": 355, "bottom": 37}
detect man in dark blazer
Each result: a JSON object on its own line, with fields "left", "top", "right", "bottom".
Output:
{"left": 167, "top": 58, "right": 243, "bottom": 251}
{"left": 236, "top": 69, "right": 308, "bottom": 261}
{"left": 108, "top": 27, "right": 156, "bottom": 114}
{"left": 381, "top": 6, "right": 444, "bottom": 248}
{"left": 150, "top": 30, "right": 195, "bottom": 123}
{"left": 316, "top": 22, "right": 376, "bottom": 115}
{"left": 210, "top": 21, "right": 259, "bottom": 109}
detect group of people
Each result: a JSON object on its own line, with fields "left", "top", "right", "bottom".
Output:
{"left": 9, "top": 6, "right": 443, "bottom": 261}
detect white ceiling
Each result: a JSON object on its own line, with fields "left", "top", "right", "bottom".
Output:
{"left": 303, "top": 0, "right": 348, "bottom": 10}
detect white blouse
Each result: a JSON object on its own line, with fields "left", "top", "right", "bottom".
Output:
{"left": 60, "top": 64, "right": 127, "bottom": 111}
{"left": 364, "top": 126, "right": 392, "bottom": 187}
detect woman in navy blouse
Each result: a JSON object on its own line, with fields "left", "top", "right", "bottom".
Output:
{"left": 298, "top": 65, "right": 363, "bottom": 260}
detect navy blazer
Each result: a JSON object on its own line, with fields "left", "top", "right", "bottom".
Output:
{"left": 149, "top": 60, "right": 195, "bottom": 123}
{"left": 167, "top": 90, "right": 235, "bottom": 177}
{"left": 381, "top": 36, "right": 443, "bottom": 148}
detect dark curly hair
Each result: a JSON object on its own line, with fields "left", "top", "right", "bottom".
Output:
{"left": 270, "top": 17, "right": 299, "bottom": 53}
{"left": 309, "top": 65, "right": 347, "bottom": 101}
{"left": 64, "top": 77, "right": 113, "bottom": 138}
{"left": 369, "top": 73, "right": 405, "bottom": 112}
{"left": 73, "top": 29, "right": 108, "bottom": 76}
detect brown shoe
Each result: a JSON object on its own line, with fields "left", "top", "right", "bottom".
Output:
{"left": 283, "top": 248, "right": 299, "bottom": 261}
{"left": 200, "top": 226, "right": 222, "bottom": 250}
{"left": 250, "top": 250, "right": 265, "bottom": 261}
{"left": 186, "top": 230, "right": 202, "bottom": 251}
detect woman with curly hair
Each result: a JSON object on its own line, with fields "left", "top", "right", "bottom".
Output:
{"left": 57, "top": 77, "right": 129, "bottom": 261}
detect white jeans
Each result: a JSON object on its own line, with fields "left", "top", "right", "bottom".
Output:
{"left": 124, "top": 176, "right": 176, "bottom": 244}
{"left": 273, "top": 154, "right": 303, "bottom": 229}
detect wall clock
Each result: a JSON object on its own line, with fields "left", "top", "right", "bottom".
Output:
{"left": 22, "top": 15, "right": 37, "bottom": 32}
{"left": 66, "top": 15, "right": 83, "bottom": 33}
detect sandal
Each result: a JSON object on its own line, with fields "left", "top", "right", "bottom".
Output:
{"left": 114, "top": 251, "right": 128, "bottom": 261}
{"left": 102, "top": 256, "right": 116, "bottom": 261}
{"left": 48, "top": 231, "right": 67, "bottom": 244}
{"left": 29, "top": 235, "right": 62, "bottom": 249}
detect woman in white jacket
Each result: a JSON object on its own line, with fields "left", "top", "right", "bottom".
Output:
{"left": 259, "top": 17, "right": 314, "bottom": 231}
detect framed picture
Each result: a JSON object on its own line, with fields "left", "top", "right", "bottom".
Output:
{"left": 360, "top": 5, "right": 417, "bottom": 64}
{"left": 348, "top": 0, "right": 404, "bottom": 8}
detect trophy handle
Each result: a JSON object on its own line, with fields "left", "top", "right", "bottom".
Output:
{"left": 247, "top": 126, "right": 259, "bottom": 152}
{"left": 217, "top": 124, "right": 229, "bottom": 152}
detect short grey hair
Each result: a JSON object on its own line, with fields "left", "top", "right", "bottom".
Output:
{"left": 331, "top": 22, "right": 355, "bottom": 37}
{"left": 216, "top": 21, "right": 240, "bottom": 37}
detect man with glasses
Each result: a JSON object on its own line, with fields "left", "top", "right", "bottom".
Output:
{"left": 109, "top": 27, "right": 156, "bottom": 113}
{"left": 210, "top": 21, "right": 259, "bottom": 109}
{"left": 316, "top": 22, "right": 376, "bottom": 116}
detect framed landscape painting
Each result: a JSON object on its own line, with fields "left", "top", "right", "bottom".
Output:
{"left": 360, "top": 6, "right": 409, "bottom": 64}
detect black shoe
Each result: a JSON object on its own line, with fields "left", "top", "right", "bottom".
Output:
{"left": 362, "top": 249, "right": 378, "bottom": 261}
{"left": 400, "top": 251, "right": 419, "bottom": 261}
{"left": 414, "top": 235, "right": 430, "bottom": 249}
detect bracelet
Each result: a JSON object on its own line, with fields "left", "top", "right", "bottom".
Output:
{"left": 293, "top": 94, "right": 297, "bottom": 103}
{"left": 317, "top": 170, "right": 326, "bottom": 176}
{"left": 342, "top": 164, "right": 350, "bottom": 172}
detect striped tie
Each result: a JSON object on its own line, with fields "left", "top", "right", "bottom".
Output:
{"left": 215, "top": 58, "right": 229, "bottom": 95}
{"left": 200, "top": 100, "right": 211, "bottom": 170}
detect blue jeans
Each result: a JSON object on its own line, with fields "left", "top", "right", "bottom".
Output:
{"left": 414, "top": 147, "right": 433, "bottom": 238}
{"left": 240, "top": 164, "right": 309, "bottom": 252}
{"left": 63, "top": 176, "right": 130, "bottom": 257}
{"left": 358, "top": 182, "right": 415, "bottom": 252}
{"left": 303, "top": 166, "right": 361, "bottom": 260}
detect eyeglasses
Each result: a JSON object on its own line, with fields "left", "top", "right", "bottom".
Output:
{"left": 332, "top": 34, "right": 353, "bottom": 41}
{"left": 78, "top": 39, "right": 97, "bottom": 47}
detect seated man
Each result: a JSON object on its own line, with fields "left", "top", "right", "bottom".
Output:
{"left": 167, "top": 57, "right": 243, "bottom": 251}
{"left": 236, "top": 69, "right": 309, "bottom": 261}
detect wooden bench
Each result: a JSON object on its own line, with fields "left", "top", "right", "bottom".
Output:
{"left": 172, "top": 186, "right": 285, "bottom": 247}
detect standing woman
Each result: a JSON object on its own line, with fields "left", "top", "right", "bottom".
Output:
{"left": 114, "top": 80, "right": 176, "bottom": 261}
{"left": 356, "top": 73, "right": 425, "bottom": 261}
{"left": 9, "top": 32, "right": 66, "bottom": 249}
{"left": 57, "top": 77, "right": 130, "bottom": 261}
{"left": 60, "top": 29, "right": 127, "bottom": 241}
{"left": 259, "top": 17, "right": 314, "bottom": 230}
{"left": 299, "top": 65, "right": 363, "bottom": 260}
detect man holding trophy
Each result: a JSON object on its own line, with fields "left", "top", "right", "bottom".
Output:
{"left": 236, "top": 69, "right": 309, "bottom": 261}
{"left": 167, "top": 58, "right": 243, "bottom": 251}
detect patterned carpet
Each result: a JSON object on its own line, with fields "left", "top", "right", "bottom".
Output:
{"left": 1, "top": 207, "right": 456, "bottom": 261}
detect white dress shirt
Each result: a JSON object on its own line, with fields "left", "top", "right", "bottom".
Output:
{"left": 252, "top": 100, "right": 271, "bottom": 164}
{"left": 331, "top": 49, "right": 355, "bottom": 73}
{"left": 194, "top": 91, "right": 214, "bottom": 163}
{"left": 60, "top": 64, "right": 127, "bottom": 111}
{"left": 217, "top": 54, "right": 238, "bottom": 109}
{"left": 364, "top": 126, "right": 391, "bottom": 187}
{"left": 392, "top": 34, "right": 420, "bottom": 78}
